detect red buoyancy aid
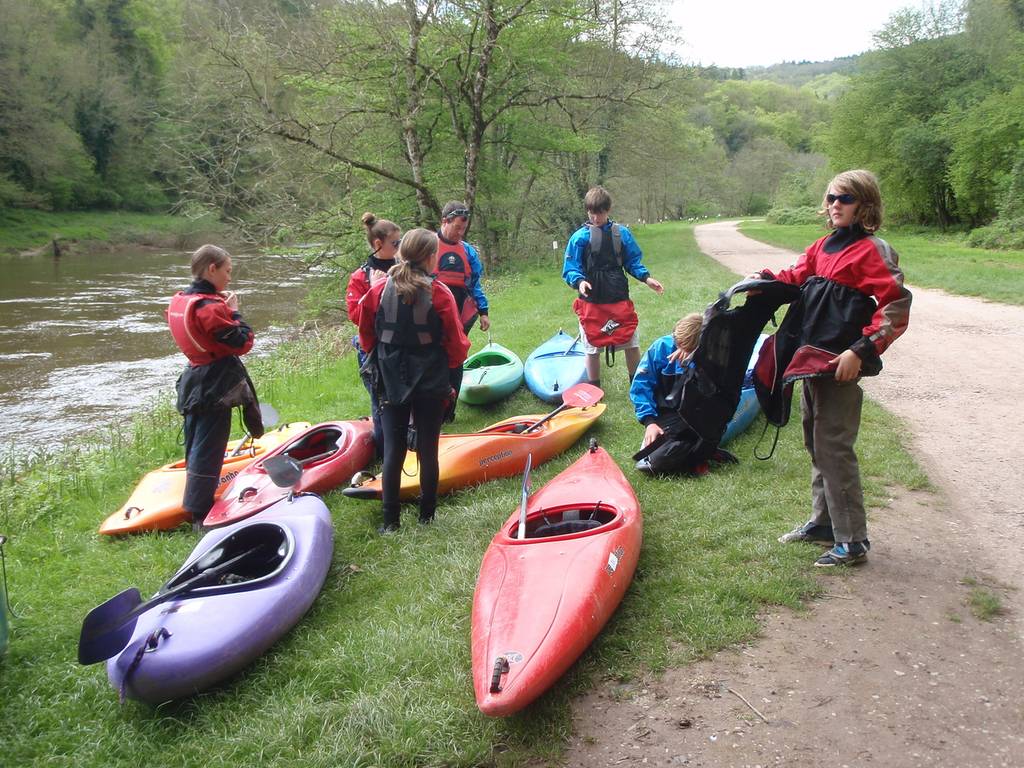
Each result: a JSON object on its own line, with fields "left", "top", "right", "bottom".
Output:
{"left": 434, "top": 237, "right": 479, "bottom": 328}
{"left": 573, "top": 297, "right": 638, "bottom": 348}
{"left": 167, "top": 291, "right": 242, "bottom": 366}
{"left": 435, "top": 238, "right": 471, "bottom": 289}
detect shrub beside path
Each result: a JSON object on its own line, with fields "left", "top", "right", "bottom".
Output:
{"left": 555, "top": 221, "right": 1024, "bottom": 768}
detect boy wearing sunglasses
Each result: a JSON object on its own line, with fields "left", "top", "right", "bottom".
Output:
{"left": 753, "top": 170, "right": 912, "bottom": 567}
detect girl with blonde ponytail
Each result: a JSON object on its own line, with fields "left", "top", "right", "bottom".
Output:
{"left": 357, "top": 228, "right": 470, "bottom": 533}
{"left": 388, "top": 228, "right": 437, "bottom": 302}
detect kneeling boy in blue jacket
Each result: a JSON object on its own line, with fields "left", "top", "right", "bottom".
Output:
{"left": 629, "top": 313, "right": 702, "bottom": 454}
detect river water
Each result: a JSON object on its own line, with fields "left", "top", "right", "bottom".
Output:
{"left": 0, "top": 246, "right": 320, "bottom": 456}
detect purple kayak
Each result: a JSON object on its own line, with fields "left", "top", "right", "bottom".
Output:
{"left": 106, "top": 493, "right": 333, "bottom": 704}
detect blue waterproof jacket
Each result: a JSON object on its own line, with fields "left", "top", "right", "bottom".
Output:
{"left": 562, "top": 221, "right": 649, "bottom": 291}
{"left": 629, "top": 334, "right": 693, "bottom": 425}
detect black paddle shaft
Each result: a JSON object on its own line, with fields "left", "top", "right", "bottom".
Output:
{"left": 77, "top": 543, "right": 269, "bottom": 664}
{"left": 522, "top": 404, "right": 568, "bottom": 434}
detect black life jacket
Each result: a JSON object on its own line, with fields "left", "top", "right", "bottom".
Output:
{"left": 582, "top": 222, "right": 629, "bottom": 304}
{"left": 634, "top": 278, "right": 797, "bottom": 474}
{"left": 371, "top": 278, "right": 449, "bottom": 404}
{"left": 653, "top": 362, "right": 690, "bottom": 415}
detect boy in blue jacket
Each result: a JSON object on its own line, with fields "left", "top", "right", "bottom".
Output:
{"left": 563, "top": 186, "right": 663, "bottom": 384}
{"left": 630, "top": 313, "right": 702, "bottom": 451}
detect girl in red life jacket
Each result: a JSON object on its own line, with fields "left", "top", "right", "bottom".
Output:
{"left": 357, "top": 229, "right": 470, "bottom": 534}
{"left": 757, "top": 170, "right": 912, "bottom": 567}
{"left": 168, "top": 244, "right": 256, "bottom": 527}
{"left": 347, "top": 212, "right": 402, "bottom": 457}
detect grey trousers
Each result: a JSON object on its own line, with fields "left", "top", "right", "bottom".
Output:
{"left": 801, "top": 377, "right": 868, "bottom": 543}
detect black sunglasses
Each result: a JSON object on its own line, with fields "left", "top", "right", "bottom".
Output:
{"left": 826, "top": 193, "right": 857, "bottom": 205}
{"left": 390, "top": 239, "right": 402, "bottom": 248}
{"left": 445, "top": 209, "right": 471, "bottom": 220}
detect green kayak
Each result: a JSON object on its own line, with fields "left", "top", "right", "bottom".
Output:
{"left": 459, "top": 342, "right": 525, "bottom": 405}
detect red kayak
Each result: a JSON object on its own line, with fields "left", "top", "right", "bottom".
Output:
{"left": 203, "top": 420, "right": 375, "bottom": 528}
{"left": 471, "top": 441, "right": 642, "bottom": 717}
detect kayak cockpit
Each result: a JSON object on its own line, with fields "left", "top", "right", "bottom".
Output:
{"left": 465, "top": 351, "right": 513, "bottom": 369}
{"left": 483, "top": 421, "right": 540, "bottom": 435}
{"left": 505, "top": 504, "right": 620, "bottom": 542}
{"left": 166, "top": 523, "right": 295, "bottom": 594}
{"left": 279, "top": 426, "right": 346, "bottom": 467}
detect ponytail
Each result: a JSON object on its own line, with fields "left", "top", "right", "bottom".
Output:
{"left": 361, "top": 211, "right": 400, "bottom": 249}
{"left": 389, "top": 228, "right": 437, "bottom": 303}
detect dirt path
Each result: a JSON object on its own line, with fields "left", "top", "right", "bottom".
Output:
{"left": 555, "top": 221, "right": 1024, "bottom": 768}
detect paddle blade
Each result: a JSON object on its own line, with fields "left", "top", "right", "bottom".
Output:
{"left": 561, "top": 382, "right": 604, "bottom": 408}
{"left": 78, "top": 587, "right": 142, "bottom": 665}
{"left": 264, "top": 455, "right": 302, "bottom": 489}
{"left": 259, "top": 403, "right": 280, "bottom": 429}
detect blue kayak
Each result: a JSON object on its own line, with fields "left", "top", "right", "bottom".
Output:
{"left": 524, "top": 330, "right": 589, "bottom": 403}
{"left": 720, "top": 334, "right": 768, "bottom": 445}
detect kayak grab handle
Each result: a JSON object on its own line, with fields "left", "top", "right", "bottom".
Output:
{"left": 350, "top": 471, "right": 376, "bottom": 488}
{"left": 489, "top": 656, "right": 510, "bottom": 693}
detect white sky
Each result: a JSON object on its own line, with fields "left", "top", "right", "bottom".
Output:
{"left": 667, "top": 0, "right": 920, "bottom": 68}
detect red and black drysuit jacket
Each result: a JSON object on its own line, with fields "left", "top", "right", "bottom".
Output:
{"left": 168, "top": 279, "right": 257, "bottom": 421}
{"left": 753, "top": 226, "right": 912, "bottom": 427}
{"left": 632, "top": 227, "right": 910, "bottom": 474}
{"left": 357, "top": 276, "right": 470, "bottom": 406}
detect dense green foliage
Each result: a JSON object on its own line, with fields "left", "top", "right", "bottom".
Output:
{"left": 0, "top": 222, "right": 926, "bottom": 766}
{"left": 828, "top": 0, "right": 1024, "bottom": 233}
{"left": 0, "top": 0, "right": 833, "bottom": 261}
{"left": 3, "top": 0, "right": 1023, "bottom": 262}
{"left": 0, "top": 0, "right": 181, "bottom": 210}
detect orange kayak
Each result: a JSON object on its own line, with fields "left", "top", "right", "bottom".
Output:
{"left": 342, "top": 404, "right": 606, "bottom": 501}
{"left": 99, "top": 422, "right": 311, "bottom": 535}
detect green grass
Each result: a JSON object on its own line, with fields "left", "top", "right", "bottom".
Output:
{"left": 0, "top": 221, "right": 927, "bottom": 767}
{"left": 960, "top": 576, "right": 1007, "bottom": 622}
{"left": 968, "top": 588, "right": 1005, "bottom": 621}
{"left": 0, "top": 209, "right": 225, "bottom": 253}
{"left": 739, "top": 221, "right": 1024, "bottom": 307}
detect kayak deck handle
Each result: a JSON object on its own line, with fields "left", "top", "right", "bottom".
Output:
{"left": 489, "top": 656, "right": 510, "bottom": 693}
{"left": 123, "top": 506, "right": 142, "bottom": 520}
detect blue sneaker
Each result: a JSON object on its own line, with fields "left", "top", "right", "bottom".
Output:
{"left": 778, "top": 521, "right": 835, "bottom": 545}
{"left": 814, "top": 540, "right": 870, "bottom": 567}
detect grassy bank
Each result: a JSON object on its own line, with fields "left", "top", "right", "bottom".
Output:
{"left": 739, "top": 221, "right": 1024, "bottom": 307}
{"left": 0, "top": 222, "right": 927, "bottom": 767}
{"left": 0, "top": 209, "right": 226, "bottom": 253}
